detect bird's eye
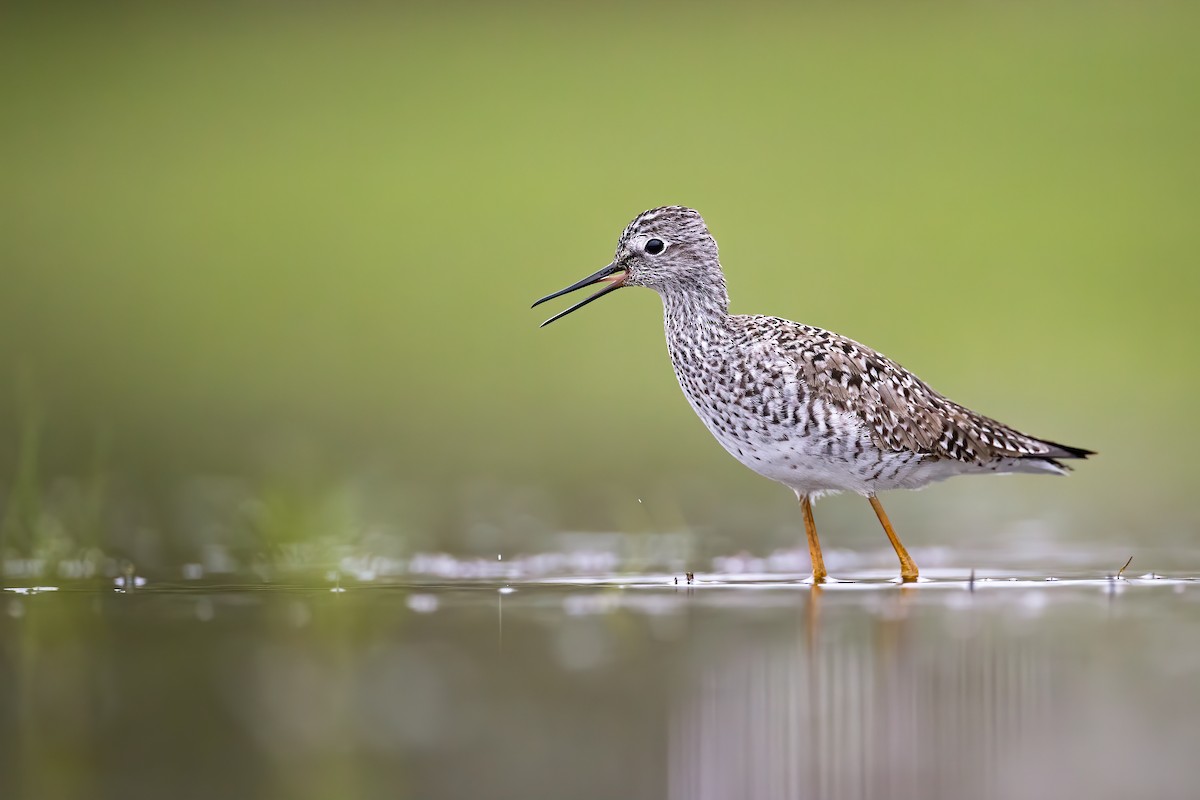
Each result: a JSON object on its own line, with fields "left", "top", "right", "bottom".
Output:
{"left": 644, "top": 238, "right": 666, "bottom": 255}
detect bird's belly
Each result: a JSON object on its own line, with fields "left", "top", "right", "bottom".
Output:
{"left": 685, "top": 394, "right": 934, "bottom": 494}
{"left": 685, "top": 393, "right": 852, "bottom": 487}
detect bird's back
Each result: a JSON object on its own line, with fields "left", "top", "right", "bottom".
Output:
{"left": 731, "top": 314, "right": 1091, "bottom": 466}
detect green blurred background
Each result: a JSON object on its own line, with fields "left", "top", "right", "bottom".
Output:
{"left": 1, "top": 0, "right": 1197, "bottom": 572}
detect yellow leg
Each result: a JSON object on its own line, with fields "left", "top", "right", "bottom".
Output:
{"left": 799, "top": 494, "right": 828, "bottom": 582}
{"left": 868, "top": 494, "right": 918, "bottom": 581}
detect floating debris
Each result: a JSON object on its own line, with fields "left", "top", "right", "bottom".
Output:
{"left": 1117, "top": 556, "right": 1134, "bottom": 579}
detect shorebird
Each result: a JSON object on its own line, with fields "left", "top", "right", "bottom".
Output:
{"left": 532, "top": 206, "right": 1092, "bottom": 582}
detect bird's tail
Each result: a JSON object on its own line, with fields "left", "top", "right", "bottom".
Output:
{"left": 1015, "top": 438, "right": 1095, "bottom": 475}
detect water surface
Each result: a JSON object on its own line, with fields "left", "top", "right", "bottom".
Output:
{"left": 3, "top": 565, "right": 1198, "bottom": 800}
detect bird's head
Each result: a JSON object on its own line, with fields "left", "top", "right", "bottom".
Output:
{"left": 533, "top": 206, "right": 724, "bottom": 326}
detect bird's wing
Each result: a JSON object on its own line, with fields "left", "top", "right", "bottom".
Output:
{"left": 741, "top": 316, "right": 1067, "bottom": 463}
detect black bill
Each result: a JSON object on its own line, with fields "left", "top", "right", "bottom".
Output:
{"left": 531, "top": 262, "right": 626, "bottom": 327}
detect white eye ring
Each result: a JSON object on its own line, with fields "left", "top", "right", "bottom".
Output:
{"left": 644, "top": 237, "right": 667, "bottom": 256}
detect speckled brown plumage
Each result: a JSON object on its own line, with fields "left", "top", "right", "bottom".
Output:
{"left": 719, "top": 315, "right": 1089, "bottom": 469}
{"left": 534, "top": 205, "right": 1093, "bottom": 580}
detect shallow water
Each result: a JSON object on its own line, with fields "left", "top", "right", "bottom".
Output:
{"left": 2, "top": 565, "right": 1199, "bottom": 800}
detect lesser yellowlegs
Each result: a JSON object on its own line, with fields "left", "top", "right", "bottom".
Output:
{"left": 533, "top": 206, "right": 1093, "bottom": 582}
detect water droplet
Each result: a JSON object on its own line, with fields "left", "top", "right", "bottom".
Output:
{"left": 114, "top": 575, "right": 147, "bottom": 589}
{"left": 407, "top": 594, "right": 439, "bottom": 613}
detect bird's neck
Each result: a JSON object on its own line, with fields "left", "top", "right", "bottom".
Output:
{"left": 659, "top": 273, "right": 731, "bottom": 344}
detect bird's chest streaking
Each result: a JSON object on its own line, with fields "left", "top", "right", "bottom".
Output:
{"left": 665, "top": 324, "right": 923, "bottom": 495}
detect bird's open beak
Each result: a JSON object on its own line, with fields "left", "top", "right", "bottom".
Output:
{"left": 531, "top": 262, "right": 627, "bottom": 327}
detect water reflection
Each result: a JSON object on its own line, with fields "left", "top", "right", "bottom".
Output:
{"left": 0, "top": 578, "right": 1197, "bottom": 799}
{"left": 670, "top": 586, "right": 1052, "bottom": 800}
